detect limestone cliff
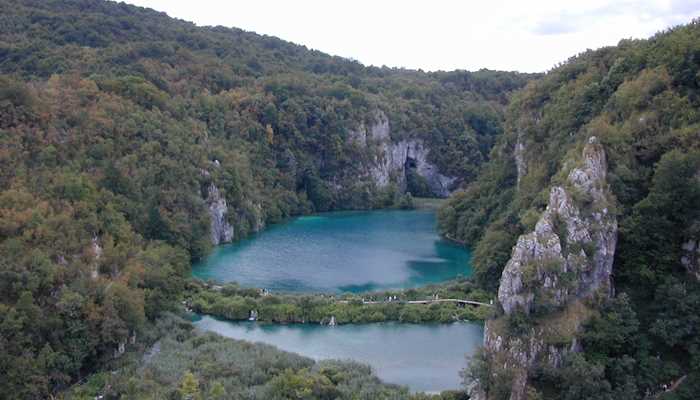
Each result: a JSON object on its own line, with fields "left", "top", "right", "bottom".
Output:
{"left": 682, "top": 239, "right": 700, "bottom": 281}
{"left": 349, "top": 110, "right": 457, "bottom": 197}
{"left": 514, "top": 129, "right": 527, "bottom": 187}
{"left": 90, "top": 235, "right": 102, "bottom": 279}
{"left": 207, "top": 183, "right": 234, "bottom": 246}
{"left": 348, "top": 109, "right": 391, "bottom": 148}
{"left": 203, "top": 110, "right": 458, "bottom": 246}
{"left": 474, "top": 137, "right": 617, "bottom": 400}
{"left": 512, "top": 111, "right": 542, "bottom": 187}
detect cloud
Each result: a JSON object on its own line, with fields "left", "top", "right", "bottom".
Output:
{"left": 531, "top": 19, "right": 579, "bottom": 35}
{"left": 530, "top": 1, "right": 700, "bottom": 37}
{"left": 671, "top": 0, "right": 700, "bottom": 14}
{"left": 123, "top": 0, "right": 700, "bottom": 73}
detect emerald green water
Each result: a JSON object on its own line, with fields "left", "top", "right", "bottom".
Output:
{"left": 193, "top": 210, "right": 472, "bottom": 292}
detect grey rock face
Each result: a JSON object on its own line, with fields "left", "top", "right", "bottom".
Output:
{"left": 475, "top": 137, "right": 617, "bottom": 400}
{"left": 404, "top": 139, "right": 458, "bottom": 198}
{"left": 350, "top": 110, "right": 457, "bottom": 197}
{"left": 498, "top": 137, "right": 616, "bottom": 315}
{"left": 473, "top": 319, "right": 581, "bottom": 400}
{"left": 682, "top": 239, "right": 700, "bottom": 281}
{"left": 249, "top": 201, "right": 265, "bottom": 233}
{"left": 91, "top": 235, "right": 102, "bottom": 279}
{"left": 514, "top": 130, "right": 527, "bottom": 187}
{"left": 372, "top": 139, "right": 457, "bottom": 197}
{"left": 207, "top": 183, "right": 234, "bottom": 246}
{"left": 348, "top": 110, "right": 391, "bottom": 146}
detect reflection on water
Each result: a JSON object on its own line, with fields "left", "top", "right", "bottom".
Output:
{"left": 194, "top": 315, "right": 484, "bottom": 393}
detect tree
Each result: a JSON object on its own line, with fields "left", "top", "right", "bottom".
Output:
{"left": 208, "top": 381, "right": 226, "bottom": 399}
{"left": 555, "top": 354, "right": 613, "bottom": 400}
{"left": 582, "top": 294, "right": 639, "bottom": 359}
{"left": 618, "top": 150, "right": 700, "bottom": 289}
{"left": 178, "top": 371, "right": 201, "bottom": 400}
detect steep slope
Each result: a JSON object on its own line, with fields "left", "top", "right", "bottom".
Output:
{"left": 0, "top": 0, "right": 534, "bottom": 248}
{"left": 443, "top": 20, "right": 700, "bottom": 399}
{"left": 473, "top": 138, "right": 617, "bottom": 400}
{"left": 497, "top": 138, "right": 616, "bottom": 316}
{"left": 0, "top": 1, "right": 537, "bottom": 397}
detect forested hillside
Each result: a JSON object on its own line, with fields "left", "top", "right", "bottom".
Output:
{"left": 438, "top": 20, "right": 700, "bottom": 399}
{"left": 4, "top": 0, "right": 698, "bottom": 399}
{"left": 0, "top": 0, "right": 534, "bottom": 397}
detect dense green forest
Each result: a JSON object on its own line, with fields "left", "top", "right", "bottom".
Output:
{"left": 0, "top": 0, "right": 533, "bottom": 398}
{"left": 2, "top": 0, "right": 699, "bottom": 399}
{"left": 438, "top": 19, "right": 700, "bottom": 399}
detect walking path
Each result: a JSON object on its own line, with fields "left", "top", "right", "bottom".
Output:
{"left": 337, "top": 298, "right": 493, "bottom": 307}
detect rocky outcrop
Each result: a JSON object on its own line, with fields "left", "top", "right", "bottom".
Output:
{"left": 476, "top": 301, "right": 591, "bottom": 400}
{"left": 372, "top": 138, "right": 457, "bottom": 197}
{"left": 514, "top": 130, "right": 527, "bottom": 187}
{"left": 350, "top": 110, "right": 457, "bottom": 197}
{"left": 499, "top": 137, "right": 616, "bottom": 314}
{"left": 90, "top": 235, "right": 102, "bottom": 279}
{"left": 474, "top": 137, "right": 617, "bottom": 400}
{"left": 348, "top": 110, "right": 391, "bottom": 147}
{"left": 682, "top": 239, "right": 700, "bottom": 281}
{"left": 407, "top": 140, "right": 458, "bottom": 197}
{"left": 245, "top": 201, "right": 265, "bottom": 233}
{"left": 207, "top": 183, "right": 234, "bottom": 246}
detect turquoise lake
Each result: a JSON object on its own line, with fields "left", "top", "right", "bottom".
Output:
{"left": 193, "top": 315, "right": 484, "bottom": 393}
{"left": 192, "top": 210, "right": 482, "bottom": 392}
{"left": 193, "top": 210, "right": 473, "bottom": 292}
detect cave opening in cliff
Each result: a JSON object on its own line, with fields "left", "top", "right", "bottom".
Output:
{"left": 404, "top": 156, "right": 432, "bottom": 197}
{"left": 405, "top": 156, "right": 418, "bottom": 170}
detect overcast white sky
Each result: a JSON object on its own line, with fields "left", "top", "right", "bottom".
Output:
{"left": 122, "top": 0, "right": 700, "bottom": 73}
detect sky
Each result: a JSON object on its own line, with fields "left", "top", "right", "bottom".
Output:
{"left": 121, "top": 0, "right": 700, "bottom": 73}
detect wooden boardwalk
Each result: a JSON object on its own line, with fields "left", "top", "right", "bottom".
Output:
{"left": 338, "top": 298, "right": 493, "bottom": 307}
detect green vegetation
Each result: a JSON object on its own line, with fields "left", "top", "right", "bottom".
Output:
{"left": 439, "top": 19, "right": 700, "bottom": 399}
{"left": 64, "top": 313, "right": 466, "bottom": 400}
{"left": 0, "top": 0, "right": 533, "bottom": 397}
{"left": 2, "top": 0, "right": 699, "bottom": 398}
{"left": 188, "top": 278, "right": 493, "bottom": 325}
{"left": 412, "top": 196, "right": 448, "bottom": 210}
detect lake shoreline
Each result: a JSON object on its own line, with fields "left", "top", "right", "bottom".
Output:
{"left": 187, "top": 208, "right": 487, "bottom": 394}
{"left": 186, "top": 277, "right": 493, "bottom": 326}
{"left": 193, "top": 209, "right": 473, "bottom": 293}
{"left": 193, "top": 314, "right": 485, "bottom": 393}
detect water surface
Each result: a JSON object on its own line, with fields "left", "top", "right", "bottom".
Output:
{"left": 193, "top": 210, "right": 472, "bottom": 292}
{"left": 193, "top": 315, "right": 483, "bottom": 392}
